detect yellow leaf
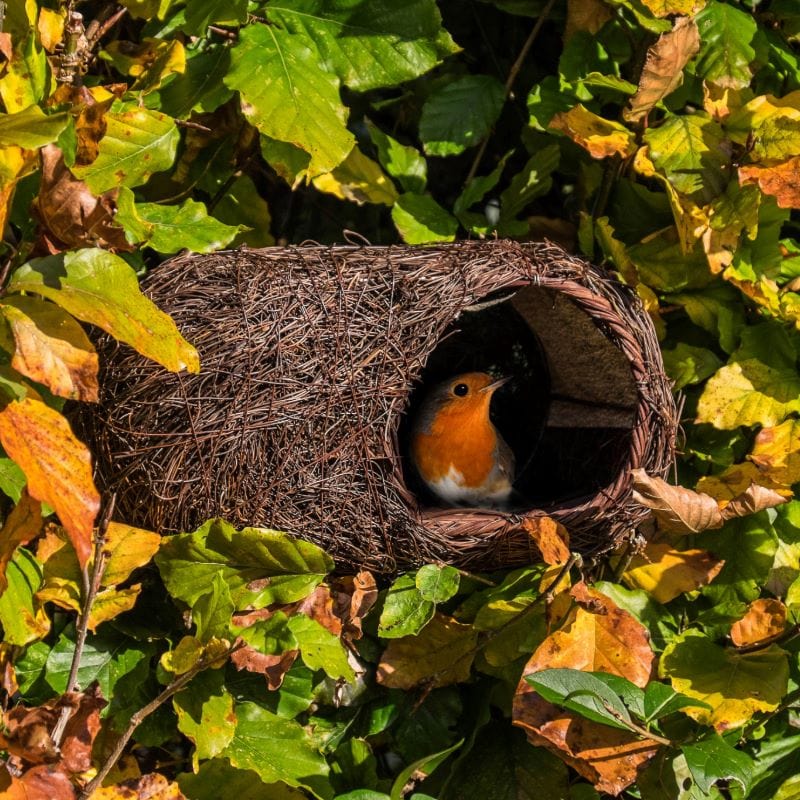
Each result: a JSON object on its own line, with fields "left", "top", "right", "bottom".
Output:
{"left": 87, "top": 585, "right": 142, "bottom": 632}
{"left": 101, "top": 522, "right": 161, "bottom": 586}
{"left": 1, "top": 296, "right": 99, "bottom": 402}
{"left": 660, "top": 630, "right": 788, "bottom": 731}
{"left": 565, "top": 0, "right": 612, "bottom": 40}
{"left": 161, "top": 636, "right": 230, "bottom": 675}
{"left": 91, "top": 774, "right": 187, "bottom": 800}
{"left": 523, "top": 517, "right": 570, "bottom": 566}
{"left": 0, "top": 398, "right": 99, "bottom": 567}
{"left": 725, "top": 274, "right": 800, "bottom": 330}
{"left": 740, "top": 157, "right": 800, "bottom": 210}
{"left": 37, "top": 7, "right": 65, "bottom": 53}
{"left": 730, "top": 598, "right": 787, "bottom": 646}
{"left": 377, "top": 613, "right": 478, "bottom": 689}
{"left": 750, "top": 419, "right": 800, "bottom": 485}
{"left": 0, "top": 492, "right": 41, "bottom": 594}
{"left": 36, "top": 575, "right": 81, "bottom": 613}
{"left": 697, "top": 461, "right": 790, "bottom": 502}
{"left": 549, "top": 105, "right": 637, "bottom": 159}
{"left": 727, "top": 91, "right": 800, "bottom": 161}
{"left": 312, "top": 146, "right": 399, "bottom": 206}
{"left": 623, "top": 542, "right": 724, "bottom": 603}
{"left": 102, "top": 37, "right": 186, "bottom": 93}
{"left": 626, "top": 17, "right": 701, "bottom": 123}
{"left": 640, "top": 0, "right": 706, "bottom": 15}
{"left": 0, "top": 145, "right": 36, "bottom": 232}
{"left": 696, "top": 359, "right": 800, "bottom": 429}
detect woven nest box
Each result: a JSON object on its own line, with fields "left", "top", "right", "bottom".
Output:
{"left": 79, "top": 240, "right": 677, "bottom": 574}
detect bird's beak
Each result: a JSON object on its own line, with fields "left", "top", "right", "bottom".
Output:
{"left": 481, "top": 376, "right": 510, "bottom": 394}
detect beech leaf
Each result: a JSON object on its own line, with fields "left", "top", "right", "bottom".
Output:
{"left": 0, "top": 491, "right": 41, "bottom": 595}
{"left": 730, "top": 598, "right": 787, "bottom": 647}
{"left": 549, "top": 104, "right": 637, "bottom": 159}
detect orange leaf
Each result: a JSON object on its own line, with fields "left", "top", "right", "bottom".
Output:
{"left": 513, "top": 582, "right": 658, "bottom": 794}
{"left": 0, "top": 398, "right": 99, "bottom": 567}
{"left": 0, "top": 491, "right": 42, "bottom": 594}
{"left": 632, "top": 469, "right": 723, "bottom": 533}
{"left": 750, "top": 420, "right": 800, "bottom": 486}
{"left": 91, "top": 773, "right": 187, "bottom": 799}
{"left": 740, "top": 157, "right": 800, "bottom": 210}
{"left": 524, "top": 516, "right": 570, "bottom": 565}
{"left": 623, "top": 542, "right": 724, "bottom": 604}
{"left": 730, "top": 598, "right": 787, "bottom": 647}
{"left": 2, "top": 295, "right": 99, "bottom": 402}
{"left": 550, "top": 105, "right": 637, "bottom": 159}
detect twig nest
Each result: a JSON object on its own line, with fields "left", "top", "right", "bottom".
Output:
{"left": 77, "top": 241, "right": 677, "bottom": 573}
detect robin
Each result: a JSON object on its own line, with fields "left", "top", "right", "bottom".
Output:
{"left": 410, "top": 372, "right": 515, "bottom": 508}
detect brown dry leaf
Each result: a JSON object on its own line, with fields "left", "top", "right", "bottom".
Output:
{"left": 730, "top": 598, "right": 787, "bottom": 647}
{"left": 512, "top": 582, "right": 658, "bottom": 794}
{"left": 0, "top": 643, "right": 19, "bottom": 698}
{"left": 92, "top": 773, "right": 188, "bottom": 800}
{"left": 296, "top": 585, "right": 343, "bottom": 636}
{"left": 625, "top": 17, "right": 700, "bottom": 123}
{"left": 2, "top": 295, "right": 99, "bottom": 402}
{"left": 740, "top": 158, "right": 800, "bottom": 209}
{"left": 329, "top": 569, "right": 378, "bottom": 642}
{"left": 59, "top": 685, "right": 105, "bottom": 774}
{"left": 0, "top": 491, "right": 42, "bottom": 594}
{"left": 34, "top": 145, "right": 132, "bottom": 253}
{"left": 550, "top": 105, "right": 637, "bottom": 159}
{"left": 0, "top": 397, "right": 100, "bottom": 567}
{"left": 230, "top": 647, "right": 299, "bottom": 690}
{"left": 377, "top": 613, "right": 478, "bottom": 690}
{"left": 623, "top": 542, "right": 725, "bottom": 604}
{"left": 524, "top": 517, "right": 570, "bottom": 565}
{"left": 632, "top": 469, "right": 724, "bottom": 533}
{"left": 564, "top": 0, "right": 612, "bottom": 40}
{"left": 0, "top": 764, "right": 74, "bottom": 800}
{"left": 721, "top": 482, "right": 788, "bottom": 519}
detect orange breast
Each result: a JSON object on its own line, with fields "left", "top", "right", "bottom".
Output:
{"left": 411, "top": 401, "right": 498, "bottom": 487}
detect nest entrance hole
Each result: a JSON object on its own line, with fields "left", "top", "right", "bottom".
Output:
{"left": 401, "top": 284, "right": 639, "bottom": 511}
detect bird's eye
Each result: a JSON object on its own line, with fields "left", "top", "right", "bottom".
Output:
{"left": 453, "top": 383, "right": 469, "bottom": 397}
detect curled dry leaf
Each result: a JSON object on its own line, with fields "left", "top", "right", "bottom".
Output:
{"left": 524, "top": 517, "right": 570, "bottom": 566}
{"left": 730, "top": 598, "right": 788, "bottom": 647}
{"left": 0, "top": 491, "right": 42, "bottom": 594}
{"left": 739, "top": 157, "right": 800, "bottom": 210}
{"left": 33, "top": 144, "right": 132, "bottom": 253}
{"left": 625, "top": 17, "right": 701, "bottom": 123}
{"left": 721, "top": 482, "right": 787, "bottom": 518}
{"left": 0, "top": 397, "right": 99, "bottom": 567}
{"left": 623, "top": 542, "right": 725, "bottom": 604}
{"left": 513, "top": 582, "right": 658, "bottom": 795}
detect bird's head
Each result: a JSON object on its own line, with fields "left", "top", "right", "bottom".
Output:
{"left": 415, "top": 371, "right": 510, "bottom": 430}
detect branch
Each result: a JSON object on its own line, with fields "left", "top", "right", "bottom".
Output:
{"left": 77, "top": 642, "right": 242, "bottom": 799}
{"left": 51, "top": 495, "right": 116, "bottom": 747}
{"left": 463, "top": 0, "right": 559, "bottom": 187}
{"left": 602, "top": 702, "right": 674, "bottom": 748}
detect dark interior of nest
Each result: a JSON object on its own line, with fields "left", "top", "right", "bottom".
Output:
{"left": 399, "top": 283, "right": 639, "bottom": 514}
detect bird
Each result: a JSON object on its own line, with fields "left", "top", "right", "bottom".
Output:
{"left": 410, "top": 372, "right": 515, "bottom": 508}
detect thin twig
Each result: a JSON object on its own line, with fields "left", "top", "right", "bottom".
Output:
{"left": 78, "top": 643, "right": 242, "bottom": 798}
{"left": 51, "top": 495, "right": 116, "bottom": 748}
{"left": 85, "top": 5, "right": 127, "bottom": 49}
{"left": 603, "top": 703, "right": 673, "bottom": 747}
{"left": 463, "top": 0, "right": 559, "bottom": 187}
{"left": 448, "top": 565, "right": 496, "bottom": 587}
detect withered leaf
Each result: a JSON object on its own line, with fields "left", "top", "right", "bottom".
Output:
{"left": 739, "top": 157, "right": 800, "bottom": 209}
{"left": 0, "top": 763, "right": 75, "bottom": 800}
{"left": 626, "top": 17, "right": 701, "bottom": 123}
{"left": 550, "top": 105, "right": 637, "bottom": 159}
{"left": 0, "top": 491, "right": 42, "bottom": 594}
{"left": 564, "top": 0, "right": 612, "bottom": 40}
{"left": 721, "top": 481, "right": 787, "bottom": 518}
{"left": 632, "top": 469, "right": 724, "bottom": 533}
{"left": 34, "top": 144, "right": 132, "bottom": 253}
{"left": 92, "top": 773, "right": 188, "bottom": 799}
{"left": 730, "top": 598, "right": 787, "bottom": 647}
{"left": 513, "top": 582, "right": 658, "bottom": 794}
{"left": 0, "top": 397, "right": 99, "bottom": 567}
{"left": 623, "top": 542, "right": 725, "bottom": 604}
{"left": 524, "top": 517, "right": 570, "bottom": 566}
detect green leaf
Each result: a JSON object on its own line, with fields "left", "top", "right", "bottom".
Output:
{"left": 194, "top": 572, "right": 235, "bottom": 642}
{"left": 157, "top": 45, "right": 234, "bottom": 118}
{"left": 389, "top": 740, "right": 463, "bottom": 800}
{"left": 115, "top": 187, "right": 245, "bottom": 254}
{"left": 155, "top": 518, "right": 333, "bottom": 610}
{"left": 643, "top": 681, "right": 711, "bottom": 722}
{"left": 0, "top": 548, "right": 49, "bottom": 646}
{"left": 681, "top": 733, "right": 754, "bottom": 794}
{"left": 181, "top": 0, "right": 248, "bottom": 35}
{"left": 288, "top": 615, "right": 354, "bottom": 681}
{"left": 45, "top": 627, "right": 150, "bottom": 702}
{"left": 174, "top": 669, "right": 236, "bottom": 768}
{"left": 415, "top": 564, "right": 460, "bottom": 603}
{"left": 659, "top": 629, "right": 788, "bottom": 730}
{"left": 208, "top": 175, "right": 274, "bottom": 249}
{"left": 267, "top": 0, "right": 458, "bottom": 91}
{"left": 0, "top": 457, "right": 26, "bottom": 503}
{"left": 222, "top": 701, "right": 331, "bottom": 799}
{"left": 527, "top": 76, "right": 576, "bottom": 131}
{"left": 391, "top": 193, "right": 458, "bottom": 244}
{"left": 0, "top": 106, "right": 69, "bottom": 148}
{"left": 7, "top": 249, "right": 200, "bottom": 374}
{"left": 224, "top": 22, "right": 354, "bottom": 176}
{"left": 419, "top": 75, "right": 505, "bottom": 156}
{"left": 695, "top": 0, "right": 759, "bottom": 89}
{"left": 378, "top": 573, "right": 434, "bottom": 638}
{"left": 237, "top": 612, "right": 297, "bottom": 655}
{"left": 70, "top": 106, "right": 180, "bottom": 194}
{"left": 642, "top": 112, "right": 729, "bottom": 202}
{"left": 178, "top": 758, "right": 308, "bottom": 800}
{"left": 524, "top": 668, "right": 635, "bottom": 731}
{"left": 0, "top": 33, "right": 47, "bottom": 113}
{"left": 667, "top": 284, "right": 746, "bottom": 354}
{"left": 662, "top": 343, "right": 723, "bottom": 390}
{"left": 367, "top": 122, "right": 427, "bottom": 194}
{"left": 499, "top": 144, "right": 560, "bottom": 219}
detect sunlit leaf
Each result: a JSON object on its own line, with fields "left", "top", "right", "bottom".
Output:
{"left": 367, "top": 122, "right": 426, "bottom": 194}
{"left": 391, "top": 193, "right": 457, "bottom": 244}
{"left": 740, "top": 157, "right": 800, "bottom": 210}
{"left": 730, "top": 598, "right": 787, "bottom": 646}
{"left": 695, "top": 0, "right": 759, "bottom": 89}
{"left": 0, "top": 106, "right": 69, "bottom": 148}
{"left": 550, "top": 104, "right": 636, "bottom": 159}
{"left": 0, "top": 548, "right": 49, "bottom": 646}
{"left": 312, "top": 146, "right": 399, "bottom": 206}
{"left": 0, "top": 492, "right": 41, "bottom": 595}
